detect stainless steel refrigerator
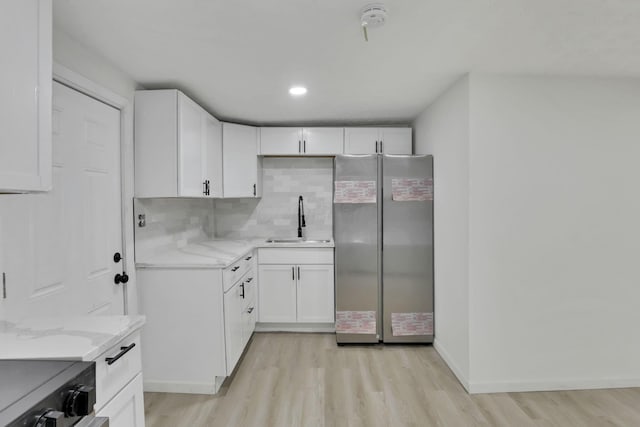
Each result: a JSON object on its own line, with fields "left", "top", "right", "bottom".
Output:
{"left": 334, "top": 154, "right": 434, "bottom": 344}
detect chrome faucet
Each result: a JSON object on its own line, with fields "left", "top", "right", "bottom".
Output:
{"left": 297, "top": 195, "right": 306, "bottom": 239}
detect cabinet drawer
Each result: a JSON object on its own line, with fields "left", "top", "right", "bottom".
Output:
{"left": 258, "top": 248, "right": 333, "bottom": 265}
{"left": 223, "top": 251, "right": 254, "bottom": 292}
{"left": 243, "top": 274, "right": 256, "bottom": 308}
{"left": 94, "top": 331, "right": 142, "bottom": 412}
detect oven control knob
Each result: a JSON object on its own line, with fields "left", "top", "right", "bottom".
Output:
{"left": 34, "top": 410, "right": 64, "bottom": 427}
{"left": 65, "top": 385, "right": 96, "bottom": 417}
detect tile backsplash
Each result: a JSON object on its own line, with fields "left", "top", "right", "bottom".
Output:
{"left": 214, "top": 157, "right": 333, "bottom": 239}
{"left": 134, "top": 198, "right": 215, "bottom": 259}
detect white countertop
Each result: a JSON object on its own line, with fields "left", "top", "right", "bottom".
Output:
{"left": 0, "top": 315, "right": 145, "bottom": 361}
{"left": 136, "top": 237, "right": 334, "bottom": 269}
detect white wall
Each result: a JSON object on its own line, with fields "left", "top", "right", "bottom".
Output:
{"left": 0, "top": 29, "right": 142, "bottom": 318}
{"left": 467, "top": 75, "right": 640, "bottom": 392}
{"left": 413, "top": 76, "right": 471, "bottom": 387}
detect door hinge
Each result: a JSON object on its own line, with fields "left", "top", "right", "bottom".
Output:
{"left": 2, "top": 273, "right": 6, "bottom": 299}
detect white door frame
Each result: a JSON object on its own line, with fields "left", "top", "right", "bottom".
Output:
{"left": 52, "top": 62, "right": 137, "bottom": 314}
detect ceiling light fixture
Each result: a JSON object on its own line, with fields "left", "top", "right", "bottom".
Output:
{"left": 289, "top": 86, "right": 307, "bottom": 96}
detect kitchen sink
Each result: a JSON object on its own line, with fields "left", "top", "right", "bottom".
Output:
{"left": 265, "top": 238, "right": 331, "bottom": 244}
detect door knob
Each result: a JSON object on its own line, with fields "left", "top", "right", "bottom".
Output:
{"left": 114, "top": 272, "right": 129, "bottom": 284}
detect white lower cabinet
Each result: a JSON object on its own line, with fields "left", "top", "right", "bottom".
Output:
{"left": 137, "top": 249, "right": 256, "bottom": 394}
{"left": 258, "top": 265, "right": 298, "bottom": 322}
{"left": 296, "top": 265, "right": 335, "bottom": 323}
{"left": 258, "top": 248, "right": 334, "bottom": 325}
{"left": 224, "top": 270, "right": 257, "bottom": 374}
{"left": 96, "top": 373, "right": 145, "bottom": 427}
{"left": 93, "top": 331, "right": 145, "bottom": 427}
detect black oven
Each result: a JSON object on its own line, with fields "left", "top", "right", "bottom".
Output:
{"left": 0, "top": 360, "right": 108, "bottom": 427}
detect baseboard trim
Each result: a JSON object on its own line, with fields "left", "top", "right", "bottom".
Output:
{"left": 468, "top": 377, "right": 640, "bottom": 394}
{"left": 433, "top": 338, "right": 470, "bottom": 392}
{"left": 143, "top": 378, "right": 225, "bottom": 395}
{"left": 255, "top": 322, "right": 335, "bottom": 333}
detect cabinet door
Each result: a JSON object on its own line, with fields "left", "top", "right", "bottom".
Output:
{"left": 258, "top": 265, "right": 297, "bottom": 322}
{"left": 203, "top": 114, "right": 223, "bottom": 197}
{"left": 177, "top": 93, "right": 205, "bottom": 197}
{"left": 224, "top": 282, "right": 244, "bottom": 374}
{"left": 381, "top": 128, "right": 412, "bottom": 154}
{"left": 303, "top": 128, "right": 344, "bottom": 155}
{"left": 0, "top": 0, "right": 52, "bottom": 192}
{"left": 344, "top": 128, "right": 379, "bottom": 154}
{"left": 297, "top": 265, "right": 335, "bottom": 323}
{"left": 96, "top": 373, "right": 145, "bottom": 427}
{"left": 260, "top": 127, "right": 302, "bottom": 155}
{"left": 222, "top": 123, "right": 260, "bottom": 198}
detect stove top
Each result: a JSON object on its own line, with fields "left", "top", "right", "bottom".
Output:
{"left": 0, "top": 360, "right": 76, "bottom": 411}
{"left": 0, "top": 359, "right": 96, "bottom": 427}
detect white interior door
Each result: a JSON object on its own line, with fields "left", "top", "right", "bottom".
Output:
{"left": 3, "top": 82, "right": 124, "bottom": 317}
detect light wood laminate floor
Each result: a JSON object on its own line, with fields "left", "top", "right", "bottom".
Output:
{"left": 144, "top": 333, "right": 640, "bottom": 427}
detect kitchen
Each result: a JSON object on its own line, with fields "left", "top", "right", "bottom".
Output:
{"left": 2, "top": 1, "right": 640, "bottom": 426}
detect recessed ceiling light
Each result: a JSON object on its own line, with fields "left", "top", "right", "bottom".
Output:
{"left": 289, "top": 86, "right": 307, "bottom": 96}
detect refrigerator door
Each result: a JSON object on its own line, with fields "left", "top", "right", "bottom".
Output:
{"left": 382, "top": 155, "right": 434, "bottom": 343}
{"left": 334, "top": 155, "right": 380, "bottom": 344}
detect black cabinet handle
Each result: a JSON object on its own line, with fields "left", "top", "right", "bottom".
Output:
{"left": 298, "top": 266, "right": 301, "bottom": 280}
{"left": 375, "top": 141, "right": 378, "bottom": 153}
{"left": 299, "top": 140, "right": 301, "bottom": 153}
{"left": 246, "top": 277, "right": 253, "bottom": 283}
{"left": 292, "top": 267, "right": 295, "bottom": 280}
{"left": 105, "top": 343, "right": 135, "bottom": 366}
{"left": 231, "top": 266, "right": 240, "bottom": 272}
{"left": 247, "top": 307, "right": 254, "bottom": 314}
{"left": 253, "top": 184, "right": 256, "bottom": 196}
{"left": 240, "top": 283, "right": 245, "bottom": 299}
{"left": 245, "top": 256, "right": 252, "bottom": 261}
{"left": 380, "top": 141, "right": 383, "bottom": 153}
{"left": 303, "top": 140, "right": 306, "bottom": 153}
{"left": 113, "top": 252, "right": 122, "bottom": 263}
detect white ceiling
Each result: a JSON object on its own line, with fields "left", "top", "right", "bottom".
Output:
{"left": 53, "top": 0, "right": 640, "bottom": 125}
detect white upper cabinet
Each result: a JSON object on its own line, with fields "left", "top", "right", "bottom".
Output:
{"left": 259, "top": 127, "right": 344, "bottom": 156}
{"left": 177, "top": 94, "right": 206, "bottom": 197}
{"left": 204, "top": 114, "right": 223, "bottom": 198}
{"left": 379, "top": 128, "right": 412, "bottom": 154}
{"left": 0, "top": 0, "right": 52, "bottom": 192}
{"left": 259, "top": 127, "right": 302, "bottom": 155}
{"left": 344, "top": 127, "right": 379, "bottom": 155}
{"left": 344, "top": 127, "right": 412, "bottom": 155}
{"left": 303, "top": 128, "right": 344, "bottom": 155}
{"left": 135, "top": 90, "right": 222, "bottom": 198}
{"left": 222, "top": 123, "right": 262, "bottom": 198}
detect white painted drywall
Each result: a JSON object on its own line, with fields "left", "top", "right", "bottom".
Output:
{"left": 467, "top": 75, "right": 640, "bottom": 392}
{"left": 413, "top": 76, "right": 471, "bottom": 387}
